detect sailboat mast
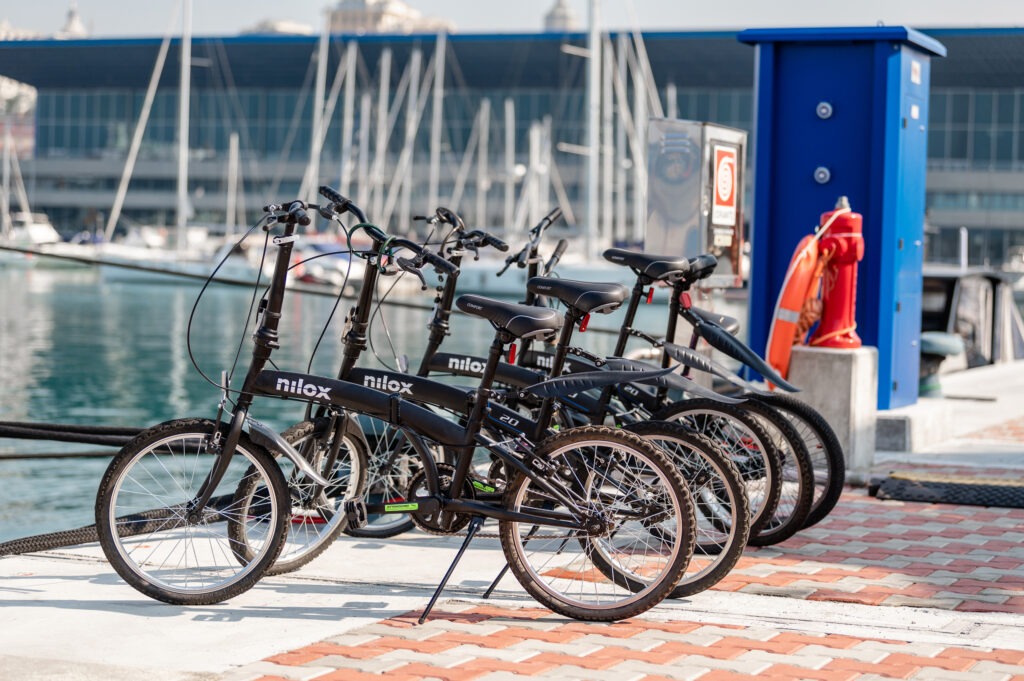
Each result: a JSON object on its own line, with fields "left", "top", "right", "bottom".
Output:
{"left": 308, "top": 13, "right": 329, "bottom": 205}
{"left": 585, "top": 0, "right": 601, "bottom": 261}
{"left": 2, "top": 123, "right": 11, "bottom": 239}
{"left": 226, "top": 132, "right": 239, "bottom": 236}
{"left": 175, "top": 0, "right": 192, "bottom": 251}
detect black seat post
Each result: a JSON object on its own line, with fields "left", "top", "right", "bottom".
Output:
{"left": 613, "top": 275, "right": 653, "bottom": 358}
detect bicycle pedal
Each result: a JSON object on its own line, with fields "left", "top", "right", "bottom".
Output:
{"left": 343, "top": 499, "right": 368, "bottom": 530}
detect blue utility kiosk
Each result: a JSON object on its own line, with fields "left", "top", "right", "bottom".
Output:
{"left": 739, "top": 27, "right": 946, "bottom": 410}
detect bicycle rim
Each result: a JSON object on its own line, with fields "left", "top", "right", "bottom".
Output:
{"left": 96, "top": 420, "right": 287, "bottom": 604}
{"left": 499, "top": 426, "right": 693, "bottom": 621}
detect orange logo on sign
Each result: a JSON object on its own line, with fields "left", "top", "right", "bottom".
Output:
{"left": 711, "top": 146, "right": 738, "bottom": 227}
{"left": 715, "top": 148, "right": 736, "bottom": 207}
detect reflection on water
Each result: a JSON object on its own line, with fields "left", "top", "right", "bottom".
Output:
{"left": 0, "top": 268, "right": 745, "bottom": 542}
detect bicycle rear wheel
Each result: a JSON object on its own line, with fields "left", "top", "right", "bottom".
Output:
{"left": 231, "top": 416, "right": 367, "bottom": 575}
{"left": 343, "top": 415, "right": 424, "bottom": 538}
{"left": 95, "top": 418, "right": 289, "bottom": 605}
{"left": 655, "top": 398, "right": 782, "bottom": 535}
{"left": 624, "top": 421, "right": 750, "bottom": 598}
{"left": 752, "top": 392, "right": 845, "bottom": 528}
{"left": 733, "top": 401, "right": 814, "bottom": 547}
{"left": 498, "top": 426, "right": 694, "bottom": 622}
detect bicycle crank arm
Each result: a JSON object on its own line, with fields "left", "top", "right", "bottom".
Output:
{"left": 363, "top": 496, "right": 442, "bottom": 517}
{"left": 245, "top": 416, "right": 332, "bottom": 487}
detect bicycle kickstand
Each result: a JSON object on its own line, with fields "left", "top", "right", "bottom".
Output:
{"left": 483, "top": 524, "right": 551, "bottom": 599}
{"left": 419, "top": 515, "right": 484, "bottom": 625}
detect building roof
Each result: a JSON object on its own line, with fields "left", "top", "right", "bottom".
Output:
{"left": 0, "top": 28, "right": 1023, "bottom": 91}
{"left": 0, "top": 31, "right": 752, "bottom": 91}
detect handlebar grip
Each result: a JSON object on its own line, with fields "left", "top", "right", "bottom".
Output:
{"left": 551, "top": 238, "right": 568, "bottom": 261}
{"left": 543, "top": 238, "right": 568, "bottom": 275}
{"left": 423, "top": 250, "right": 459, "bottom": 276}
{"left": 545, "top": 207, "right": 563, "bottom": 224}
{"left": 483, "top": 234, "right": 509, "bottom": 252}
{"left": 287, "top": 202, "right": 311, "bottom": 226}
{"left": 318, "top": 185, "right": 346, "bottom": 205}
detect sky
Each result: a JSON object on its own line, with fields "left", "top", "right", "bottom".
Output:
{"left": 4, "top": 0, "right": 1024, "bottom": 38}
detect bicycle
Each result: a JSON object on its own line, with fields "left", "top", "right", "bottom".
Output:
{"left": 95, "top": 190, "right": 697, "bottom": 623}
{"left": 420, "top": 218, "right": 795, "bottom": 544}
{"left": 238, "top": 205, "right": 746, "bottom": 600}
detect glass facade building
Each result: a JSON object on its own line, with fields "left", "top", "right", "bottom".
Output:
{"left": 1, "top": 29, "right": 1023, "bottom": 266}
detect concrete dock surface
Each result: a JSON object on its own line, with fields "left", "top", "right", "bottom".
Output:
{"left": 2, "top": 363, "right": 1023, "bottom": 681}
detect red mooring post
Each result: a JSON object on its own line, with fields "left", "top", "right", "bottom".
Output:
{"left": 810, "top": 199, "right": 864, "bottom": 349}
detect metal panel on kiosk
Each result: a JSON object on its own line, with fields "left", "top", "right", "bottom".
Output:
{"left": 645, "top": 118, "right": 746, "bottom": 289}
{"left": 738, "top": 27, "right": 945, "bottom": 409}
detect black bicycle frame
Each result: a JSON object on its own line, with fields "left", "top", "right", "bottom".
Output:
{"left": 182, "top": 204, "right": 602, "bottom": 534}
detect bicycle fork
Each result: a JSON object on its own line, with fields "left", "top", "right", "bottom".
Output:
{"left": 185, "top": 409, "right": 332, "bottom": 525}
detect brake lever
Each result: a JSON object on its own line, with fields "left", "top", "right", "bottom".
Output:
{"left": 397, "top": 256, "right": 429, "bottom": 290}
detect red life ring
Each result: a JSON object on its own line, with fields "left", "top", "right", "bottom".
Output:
{"left": 766, "top": 235, "right": 819, "bottom": 381}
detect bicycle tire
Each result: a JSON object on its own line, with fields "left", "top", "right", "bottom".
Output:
{"left": 232, "top": 417, "right": 368, "bottom": 575}
{"left": 95, "top": 418, "right": 289, "bottom": 605}
{"left": 498, "top": 425, "right": 695, "bottom": 622}
{"left": 752, "top": 392, "right": 845, "bottom": 528}
{"left": 653, "top": 398, "right": 782, "bottom": 535}
{"left": 623, "top": 421, "right": 750, "bottom": 598}
{"left": 730, "top": 401, "right": 814, "bottom": 546}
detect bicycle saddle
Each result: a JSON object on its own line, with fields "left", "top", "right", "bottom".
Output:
{"left": 602, "top": 248, "right": 690, "bottom": 282}
{"left": 526, "top": 277, "right": 628, "bottom": 315}
{"left": 689, "top": 305, "right": 741, "bottom": 335}
{"left": 685, "top": 254, "right": 718, "bottom": 283}
{"left": 456, "top": 294, "right": 563, "bottom": 339}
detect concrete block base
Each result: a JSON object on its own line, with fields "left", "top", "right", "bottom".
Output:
{"left": 788, "top": 345, "right": 878, "bottom": 485}
{"left": 875, "top": 398, "right": 954, "bottom": 452}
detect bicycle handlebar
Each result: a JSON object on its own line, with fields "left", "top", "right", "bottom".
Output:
{"left": 462, "top": 229, "right": 509, "bottom": 252}
{"left": 530, "top": 206, "right": 563, "bottom": 236}
{"left": 544, "top": 238, "right": 568, "bottom": 275}
{"left": 388, "top": 237, "right": 459, "bottom": 276}
{"left": 434, "top": 207, "right": 464, "bottom": 231}
{"left": 318, "top": 185, "right": 367, "bottom": 223}
{"left": 498, "top": 205, "right": 563, "bottom": 275}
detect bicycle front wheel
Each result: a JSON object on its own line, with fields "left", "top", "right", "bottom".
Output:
{"left": 95, "top": 418, "right": 289, "bottom": 605}
{"left": 735, "top": 401, "right": 814, "bottom": 547}
{"left": 498, "top": 426, "right": 695, "bottom": 622}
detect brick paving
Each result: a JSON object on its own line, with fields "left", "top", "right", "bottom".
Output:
{"left": 230, "top": 604, "right": 1024, "bottom": 681}
{"left": 718, "top": 487, "right": 1024, "bottom": 612}
{"left": 220, "top": 483, "right": 1024, "bottom": 681}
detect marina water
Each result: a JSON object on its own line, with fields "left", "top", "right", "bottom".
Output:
{"left": 0, "top": 266, "right": 659, "bottom": 543}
